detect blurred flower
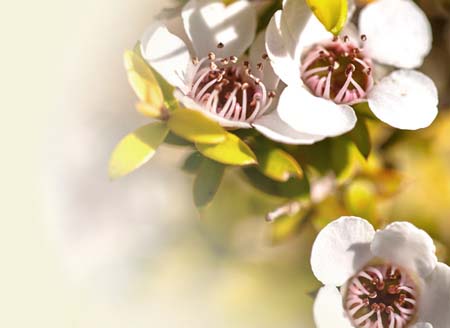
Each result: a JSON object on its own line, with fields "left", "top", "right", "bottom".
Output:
{"left": 261, "top": 0, "right": 438, "bottom": 145}
{"left": 141, "top": 0, "right": 282, "bottom": 129}
{"left": 310, "top": 216, "right": 450, "bottom": 328}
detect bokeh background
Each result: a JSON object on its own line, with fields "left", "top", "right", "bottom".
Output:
{"left": 2, "top": 0, "right": 450, "bottom": 327}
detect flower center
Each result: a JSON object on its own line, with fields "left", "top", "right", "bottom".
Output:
{"left": 301, "top": 35, "right": 374, "bottom": 105}
{"left": 188, "top": 45, "right": 275, "bottom": 123}
{"left": 344, "top": 264, "right": 418, "bottom": 328}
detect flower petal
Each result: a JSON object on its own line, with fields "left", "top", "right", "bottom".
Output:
{"left": 411, "top": 323, "right": 433, "bottom": 328}
{"left": 277, "top": 85, "right": 357, "bottom": 137}
{"left": 265, "top": 10, "right": 300, "bottom": 85}
{"left": 141, "top": 22, "right": 191, "bottom": 92}
{"left": 281, "top": 0, "right": 332, "bottom": 63}
{"left": 250, "top": 31, "right": 279, "bottom": 91}
{"left": 370, "top": 222, "right": 437, "bottom": 278}
{"left": 367, "top": 70, "right": 438, "bottom": 130}
{"left": 253, "top": 110, "right": 326, "bottom": 145}
{"left": 311, "top": 216, "right": 375, "bottom": 286}
{"left": 182, "top": 0, "right": 256, "bottom": 58}
{"left": 359, "top": 0, "right": 432, "bottom": 69}
{"left": 417, "top": 262, "right": 450, "bottom": 328}
{"left": 313, "top": 286, "right": 354, "bottom": 328}
{"left": 173, "top": 90, "right": 252, "bottom": 129}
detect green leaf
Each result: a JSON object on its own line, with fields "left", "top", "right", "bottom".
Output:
{"left": 167, "top": 109, "right": 227, "bottom": 144}
{"left": 182, "top": 152, "right": 204, "bottom": 174}
{"left": 133, "top": 43, "right": 179, "bottom": 111}
{"left": 109, "top": 122, "right": 169, "bottom": 179}
{"left": 168, "top": 109, "right": 227, "bottom": 144}
{"left": 348, "top": 117, "right": 371, "bottom": 159}
{"left": 124, "top": 50, "right": 165, "bottom": 117}
{"left": 306, "top": 0, "right": 348, "bottom": 35}
{"left": 253, "top": 144, "right": 303, "bottom": 182}
{"left": 196, "top": 132, "right": 258, "bottom": 166}
{"left": 164, "top": 132, "right": 193, "bottom": 147}
{"left": 193, "top": 159, "right": 225, "bottom": 208}
{"left": 243, "top": 167, "right": 310, "bottom": 199}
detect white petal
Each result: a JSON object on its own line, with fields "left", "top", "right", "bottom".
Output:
{"left": 311, "top": 216, "right": 375, "bottom": 286}
{"left": 370, "top": 222, "right": 437, "bottom": 278}
{"left": 411, "top": 323, "right": 433, "bottom": 328}
{"left": 359, "top": 0, "right": 432, "bottom": 69}
{"left": 265, "top": 10, "right": 300, "bottom": 85}
{"left": 141, "top": 22, "right": 191, "bottom": 92}
{"left": 282, "top": 0, "right": 332, "bottom": 62}
{"left": 417, "top": 262, "right": 450, "bottom": 328}
{"left": 313, "top": 286, "right": 353, "bottom": 328}
{"left": 277, "top": 85, "right": 357, "bottom": 137}
{"left": 253, "top": 110, "right": 325, "bottom": 145}
{"left": 173, "top": 90, "right": 252, "bottom": 129}
{"left": 182, "top": 0, "right": 256, "bottom": 58}
{"left": 250, "top": 31, "right": 279, "bottom": 91}
{"left": 367, "top": 70, "right": 438, "bottom": 130}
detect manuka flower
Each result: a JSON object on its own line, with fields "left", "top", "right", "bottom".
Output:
{"left": 259, "top": 0, "right": 439, "bottom": 145}
{"left": 141, "top": 0, "right": 281, "bottom": 129}
{"left": 310, "top": 216, "right": 450, "bottom": 328}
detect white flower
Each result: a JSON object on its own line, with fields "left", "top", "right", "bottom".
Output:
{"left": 310, "top": 216, "right": 450, "bottom": 328}
{"left": 141, "top": 0, "right": 283, "bottom": 130}
{"left": 259, "top": 0, "right": 439, "bottom": 145}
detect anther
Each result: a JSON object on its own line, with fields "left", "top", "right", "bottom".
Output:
{"left": 343, "top": 35, "right": 350, "bottom": 42}
{"left": 241, "top": 82, "right": 249, "bottom": 90}
{"left": 268, "top": 90, "right": 277, "bottom": 98}
{"left": 257, "top": 63, "right": 264, "bottom": 71}
{"left": 192, "top": 57, "right": 199, "bottom": 65}
{"left": 230, "top": 56, "right": 238, "bottom": 63}
{"left": 217, "top": 42, "right": 224, "bottom": 49}
{"left": 332, "top": 35, "right": 339, "bottom": 42}
{"left": 361, "top": 34, "right": 367, "bottom": 42}
{"left": 221, "top": 58, "right": 229, "bottom": 65}
{"left": 210, "top": 62, "right": 218, "bottom": 70}
{"left": 345, "top": 64, "right": 356, "bottom": 75}
{"left": 262, "top": 53, "right": 269, "bottom": 60}
{"left": 208, "top": 52, "right": 216, "bottom": 61}
{"left": 243, "top": 61, "right": 250, "bottom": 67}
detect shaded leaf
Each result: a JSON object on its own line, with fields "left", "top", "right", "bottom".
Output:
{"left": 344, "top": 179, "right": 377, "bottom": 223}
{"left": 193, "top": 159, "right": 225, "bottom": 208}
{"left": 182, "top": 152, "right": 204, "bottom": 174}
{"left": 349, "top": 117, "right": 371, "bottom": 159}
{"left": 124, "top": 50, "right": 164, "bottom": 117}
{"left": 196, "top": 132, "right": 257, "bottom": 166}
{"left": 164, "top": 132, "right": 193, "bottom": 147}
{"left": 243, "top": 167, "right": 310, "bottom": 199}
{"left": 306, "top": 0, "right": 348, "bottom": 35}
{"left": 254, "top": 144, "right": 303, "bottom": 182}
{"left": 109, "top": 122, "right": 169, "bottom": 179}
{"left": 168, "top": 109, "right": 227, "bottom": 144}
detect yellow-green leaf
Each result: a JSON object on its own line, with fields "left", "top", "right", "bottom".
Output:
{"left": 124, "top": 50, "right": 164, "bottom": 114}
{"left": 306, "top": 0, "right": 348, "bottom": 35}
{"left": 196, "top": 133, "right": 257, "bottom": 166}
{"left": 109, "top": 122, "right": 168, "bottom": 179}
{"left": 168, "top": 109, "right": 227, "bottom": 144}
{"left": 254, "top": 144, "right": 303, "bottom": 182}
{"left": 193, "top": 159, "right": 225, "bottom": 208}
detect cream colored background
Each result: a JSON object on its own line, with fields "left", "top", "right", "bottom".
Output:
{"left": 1, "top": 1, "right": 315, "bottom": 327}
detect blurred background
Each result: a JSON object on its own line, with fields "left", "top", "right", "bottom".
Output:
{"left": 1, "top": 0, "right": 450, "bottom": 327}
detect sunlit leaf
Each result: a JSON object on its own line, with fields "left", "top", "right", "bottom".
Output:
{"left": 193, "top": 159, "right": 225, "bottom": 208}
{"left": 243, "top": 167, "right": 310, "bottom": 199}
{"left": 349, "top": 117, "right": 371, "bottom": 159}
{"left": 124, "top": 50, "right": 164, "bottom": 117}
{"left": 168, "top": 109, "right": 227, "bottom": 144}
{"left": 306, "top": 0, "right": 348, "bottom": 35}
{"left": 109, "top": 122, "right": 169, "bottom": 179}
{"left": 253, "top": 144, "right": 303, "bottom": 182}
{"left": 196, "top": 132, "right": 257, "bottom": 166}
{"left": 133, "top": 43, "right": 179, "bottom": 111}
{"left": 271, "top": 208, "right": 313, "bottom": 244}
